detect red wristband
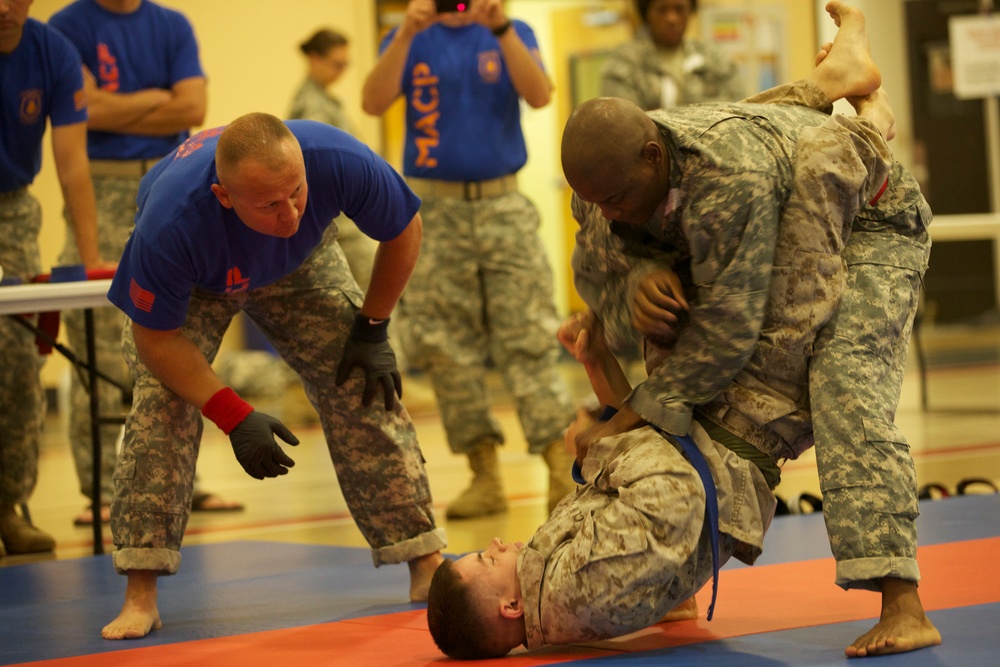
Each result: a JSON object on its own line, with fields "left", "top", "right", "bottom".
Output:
{"left": 201, "top": 387, "right": 254, "bottom": 434}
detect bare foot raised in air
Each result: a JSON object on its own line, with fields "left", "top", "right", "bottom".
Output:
{"left": 846, "top": 578, "right": 941, "bottom": 658}
{"left": 408, "top": 551, "right": 445, "bottom": 601}
{"left": 102, "top": 570, "right": 162, "bottom": 640}
{"left": 809, "top": 1, "right": 880, "bottom": 102}
{"left": 814, "top": 37, "right": 895, "bottom": 139}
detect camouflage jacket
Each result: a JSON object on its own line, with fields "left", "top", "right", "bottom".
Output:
{"left": 287, "top": 78, "right": 356, "bottom": 134}
{"left": 573, "top": 100, "right": 895, "bottom": 460}
{"left": 600, "top": 32, "right": 745, "bottom": 110}
{"left": 519, "top": 422, "right": 774, "bottom": 648}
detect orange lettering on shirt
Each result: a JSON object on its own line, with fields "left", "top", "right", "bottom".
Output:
{"left": 415, "top": 139, "right": 439, "bottom": 168}
{"left": 411, "top": 62, "right": 441, "bottom": 170}
{"left": 413, "top": 63, "right": 439, "bottom": 87}
{"left": 413, "top": 87, "right": 439, "bottom": 114}
{"left": 174, "top": 126, "right": 224, "bottom": 159}
{"left": 226, "top": 266, "right": 250, "bottom": 293}
{"left": 96, "top": 43, "right": 119, "bottom": 92}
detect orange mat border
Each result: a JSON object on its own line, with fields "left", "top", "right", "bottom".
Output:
{"left": 15, "top": 536, "right": 1000, "bottom": 667}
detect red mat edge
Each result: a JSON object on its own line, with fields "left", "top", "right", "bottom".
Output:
{"left": 13, "top": 536, "right": 1000, "bottom": 667}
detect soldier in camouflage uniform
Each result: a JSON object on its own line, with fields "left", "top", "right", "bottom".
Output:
{"left": 0, "top": 3, "right": 107, "bottom": 556}
{"left": 566, "top": 3, "right": 940, "bottom": 658}
{"left": 601, "top": 0, "right": 745, "bottom": 112}
{"left": 48, "top": 0, "right": 243, "bottom": 525}
{"left": 363, "top": 0, "right": 576, "bottom": 518}
{"left": 288, "top": 27, "right": 377, "bottom": 290}
{"left": 431, "top": 422, "right": 774, "bottom": 657}
{"left": 100, "top": 114, "right": 446, "bottom": 641}
{"left": 426, "top": 4, "right": 940, "bottom": 658}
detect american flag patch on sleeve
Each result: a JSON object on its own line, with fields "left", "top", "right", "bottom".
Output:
{"left": 129, "top": 278, "right": 155, "bottom": 312}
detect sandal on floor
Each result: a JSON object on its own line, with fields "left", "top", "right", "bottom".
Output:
{"left": 191, "top": 492, "right": 245, "bottom": 512}
{"left": 73, "top": 504, "right": 111, "bottom": 527}
{"left": 789, "top": 492, "right": 824, "bottom": 514}
{"left": 918, "top": 482, "right": 951, "bottom": 500}
{"left": 956, "top": 477, "right": 999, "bottom": 495}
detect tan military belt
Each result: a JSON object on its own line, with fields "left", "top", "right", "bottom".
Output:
{"left": 704, "top": 403, "right": 786, "bottom": 459}
{"left": 89, "top": 158, "right": 162, "bottom": 177}
{"left": 407, "top": 174, "right": 518, "bottom": 201}
{"left": 0, "top": 187, "right": 28, "bottom": 201}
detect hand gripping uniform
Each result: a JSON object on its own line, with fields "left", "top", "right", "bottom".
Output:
{"left": 572, "top": 81, "right": 931, "bottom": 591}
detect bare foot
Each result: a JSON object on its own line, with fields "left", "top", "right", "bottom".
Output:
{"left": 816, "top": 42, "right": 834, "bottom": 67}
{"left": 850, "top": 86, "right": 896, "bottom": 141}
{"left": 408, "top": 551, "right": 445, "bottom": 601}
{"left": 657, "top": 595, "right": 699, "bottom": 623}
{"left": 102, "top": 570, "right": 162, "bottom": 640}
{"left": 845, "top": 578, "right": 941, "bottom": 658}
{"left": 807, "top": 1, "right": 881, "bottom": 102}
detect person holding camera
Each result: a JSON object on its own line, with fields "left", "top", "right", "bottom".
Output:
{"left": 362, "top": 0, "right": 576, "bottom": 520}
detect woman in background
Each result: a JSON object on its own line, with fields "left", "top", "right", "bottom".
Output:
{"left": 601, "top": 0, "right": 745, "bottom": 110}
{"left": 289, "top": 28, "right": 376, "bottom": 290}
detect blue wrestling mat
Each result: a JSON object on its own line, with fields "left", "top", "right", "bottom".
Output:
{"left": 2, "top": 494, "right": 998, "bottom": 666}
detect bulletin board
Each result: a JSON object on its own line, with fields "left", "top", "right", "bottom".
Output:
{"left": 698, "top": 5, "right": 788, "bottom": 96}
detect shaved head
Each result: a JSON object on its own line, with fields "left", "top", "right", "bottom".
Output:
{"left": 561, "top": 97, "right": 670, "bottom": 224}
{"left": 561, "top": 97, "right": 657, "bottom": 187}
{"left": 210, "top": 112, "right": 308, "bottom": 238}
{"left": 216, "top": 112, "right": 298, "bottom": 184}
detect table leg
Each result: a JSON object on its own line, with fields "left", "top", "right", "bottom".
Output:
{"left": 85, "top": 308, "right": 104, "bottom": 555}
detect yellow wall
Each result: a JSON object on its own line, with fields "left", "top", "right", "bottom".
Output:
{"left": 27, "top": 0, "right": 826, "bottom": 387}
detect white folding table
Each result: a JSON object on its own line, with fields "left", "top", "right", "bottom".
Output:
{"left": 0, "top": 279, "right": 120, "bottom": 555}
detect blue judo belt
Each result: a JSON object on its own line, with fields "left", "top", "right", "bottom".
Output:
{"left": 571, "top": 408, "right": 721, "bottom": 621}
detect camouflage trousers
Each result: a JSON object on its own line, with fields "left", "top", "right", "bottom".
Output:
{"left": 111, "top": 235, "right": 446, "bottom": 575}
{"left": 0, "top": 189, "right": 45, "bottom": 506}
{"left": 60, "top": 173, "right": 138, "bottom": 501}
{"left": 812, "top": 229, "right": 931, "bottom": 591}
{"left": 399, "top": 190, "right": 574, "bottom": 454}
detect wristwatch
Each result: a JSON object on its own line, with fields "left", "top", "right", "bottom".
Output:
{"left": 491, "top": 20, "right": 512, "bottom": 36}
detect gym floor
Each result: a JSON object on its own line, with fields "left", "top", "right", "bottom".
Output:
{"left": 2, "top": 321, "right": 999, "bottom": 665}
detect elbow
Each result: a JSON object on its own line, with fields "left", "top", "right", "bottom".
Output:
{"left": 361, "top": 98, "right": 380, "bottom": 117}
{"left": 408, "top": 211, "right": 423, "bottom": 245}
{"left": 361, "top": 91, "right": 389, "bottom": 117}
{"left": 525, "top": 92, "right": 551, "bottom": 109}
{"left": 524, "top": 82, "right": 553, "bottom": 109}
{"left": 190, "top": 108, "right": 207, "bottom": 128}
{"left": 186, "top": 100, "right": 208, "bottom": 128}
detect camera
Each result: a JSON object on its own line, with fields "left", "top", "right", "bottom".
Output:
{"left": 435, "top": 0, "right": 468, "bottom": 13}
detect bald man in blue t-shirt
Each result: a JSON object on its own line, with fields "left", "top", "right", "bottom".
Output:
{"left": 101, "top": 114, "right": 446, "bottom": 640}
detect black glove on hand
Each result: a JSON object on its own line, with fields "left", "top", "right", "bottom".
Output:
{"left": 335, "top": 314, "right": 402, "bottom": 411}
{"left": 229, "top": 411, "right": 300, "bottom": 480}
